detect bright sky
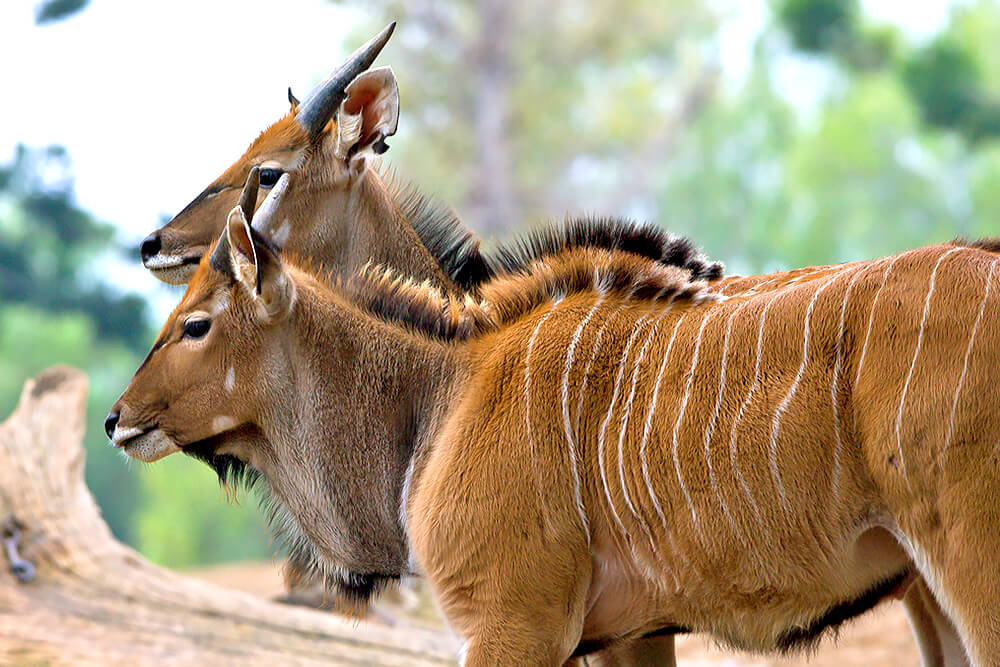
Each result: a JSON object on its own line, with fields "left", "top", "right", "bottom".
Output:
{"left": 0, "top": 0, "right": 967, "bottom": 309}
{"left": 0, "top": 0, "right": 362, "bottom": 245}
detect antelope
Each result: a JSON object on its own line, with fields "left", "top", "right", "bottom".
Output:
{"left": 134, "top": 21, "right": 732, "bottom": 664}
{"left": 110, "top": 173, "right": 999, "bottom": 664}
{"left": 139, "top": 22, "right": 468, "bottom": 293}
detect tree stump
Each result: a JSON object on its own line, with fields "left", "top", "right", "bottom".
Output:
{"left": 0, "top": 366, "right": 458, "bottom": 666}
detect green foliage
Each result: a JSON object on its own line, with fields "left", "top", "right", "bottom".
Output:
{"left": 135, "top": 456, "right": 271, "bottom": 568}
{"left": 779, "top": 0, "right": 858, "bottom": 54}
{"left": 0, "top": 145, "right": 149, "bottom": 351}
{"left": 902, "top": 38, "right": 983, "bottom": 132}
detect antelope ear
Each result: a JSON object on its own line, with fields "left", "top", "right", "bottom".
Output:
{"left": 226, "top": 206, "right": 295, "bottom": 320}
{"left": 334, "top": 66, "right": 399, "bottom": 169}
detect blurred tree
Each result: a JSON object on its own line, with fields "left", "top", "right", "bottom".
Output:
{"left": 0, "top": 145, "right": 148, "bottom": 350}
{"left": 340, "top": 0, "right": 722, "bottom": 234}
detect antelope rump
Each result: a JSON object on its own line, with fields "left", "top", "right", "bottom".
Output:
{"left": 111, "top": 170, "right": 1000, "bottom": 664}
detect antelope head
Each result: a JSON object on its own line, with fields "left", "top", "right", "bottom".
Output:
{"left": 141, "top": 22, "right": 400, "bottom": 285}
{"left": 110, "top": 172, "right": 428, "bottom": 597}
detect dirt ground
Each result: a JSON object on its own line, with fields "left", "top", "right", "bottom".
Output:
{"left": 186, "top": 561, "right": 920, "bottom": 666}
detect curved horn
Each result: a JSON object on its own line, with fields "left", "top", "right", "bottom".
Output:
{"left": 239, "top": 166, "right": 260, "bottom": 222}
{"left": 296, "top": 21, "right": 396, "bottom": 141}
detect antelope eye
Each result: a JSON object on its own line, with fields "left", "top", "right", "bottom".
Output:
{"left": 182, "top": 319, "right": 211, "bottom": 339}
{"left": 259, "top": 167, "right": 283, "bottom": 188}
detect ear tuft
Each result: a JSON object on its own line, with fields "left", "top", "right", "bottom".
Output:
{"left": 287, "top": 86, "right": 300, "bottom": 109}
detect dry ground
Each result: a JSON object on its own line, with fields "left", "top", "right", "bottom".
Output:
{"left": 186, "top": 561, "right": 920, "bottom": 666}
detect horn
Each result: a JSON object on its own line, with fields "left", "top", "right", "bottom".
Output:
{"left": 296, "top": 21, "right": 396, "bottom": 141}
{"left": 239, "top": 166, "right": 260, "bottom": 222}
{"left": 251, "top": 173, "right": 290, "bottom": 233}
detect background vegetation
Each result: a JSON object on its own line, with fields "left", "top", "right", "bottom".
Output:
{"left": 2, "top": 0, "right": 999, "bottom": 568}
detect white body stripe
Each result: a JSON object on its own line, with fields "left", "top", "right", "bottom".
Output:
{"left": 617, "top": 297, "right": 678, "bottom": 521}
{"left": 524, "top": 300, "right": 561, "bottom": 521}
{"left": 574, "top": 302, "right": 629, "bottom": 438}
{"left": 729, "top": 289, "right": 788, "bottom": 518}
{"left": 943, "top": 258, "right": 999, "bottom": 459}
{"left": 768, "top": 273, "right": 841, "bottom": 512}
{"left": 639, "top": 313, "right": 689, "bottom": 527}
{"left": 895, "top": 248, "right": 964, "bottom": 489}
{"left": 854, "top": 255, "right": 904, "bottom": 395}
{"left": 597, "top": 306, "right": 658, "bottom": 540}
{"left": 671, "top": 311, "right": 711, "bottom": 531}
{"left": 830, "top": 265, "right": 869, "bottom": 501}
{"left": 703, "top": 300, "right": 755, "bottom": 538}
{"left": 560, "top": 294, "right": 606, "bottom": 539}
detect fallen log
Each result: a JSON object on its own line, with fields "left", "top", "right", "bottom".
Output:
{"left": 0, "top": 366, "right": 458, "bottom": 666}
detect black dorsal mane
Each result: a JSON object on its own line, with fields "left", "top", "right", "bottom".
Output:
{"left": 484, "top": 216, "right": 724, "bottom": 284}
{"left": 380, "top": 166, "right": 724, "bottom": 291}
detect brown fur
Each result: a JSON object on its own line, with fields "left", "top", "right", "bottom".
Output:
{"left": 115, "top": 227, "right": 999, "bottom": 665}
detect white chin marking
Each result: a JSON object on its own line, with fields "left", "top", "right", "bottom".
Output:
{"left": 148, "top": 263, "right": 198, "bottom": 286}
{"left": 212, "top": 416, "right": 236, "bottom": 434}
{"left": 111, "top": 425, "right": 146, "bottom": 445}
{"left": 123, "top": 429, "right": 181, "bottom": 462}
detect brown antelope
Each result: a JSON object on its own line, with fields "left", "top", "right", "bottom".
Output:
{"left": 128, "top": 14, "right": 955, "bottom": 650}
{"left": 138, "top": 22, "right": 468, "bottom": 293}
{"left": 135, "top": 21, "right": 729, "bottom": 664}
{"left": 111, "top": 176, "right": 999, "bottom": 664}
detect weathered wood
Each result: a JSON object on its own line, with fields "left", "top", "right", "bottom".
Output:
{"left": 0, "top": 366, "right": 458, "bottom": 666}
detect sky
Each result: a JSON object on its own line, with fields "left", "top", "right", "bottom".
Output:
{"left": 0, "top": 0, "right": 967, "bottom": 309}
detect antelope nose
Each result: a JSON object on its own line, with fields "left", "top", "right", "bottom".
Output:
{"left": 140, "top": 233, "right": 162, "bottom": 263}
{"left": 104, "top": 411, "right": 119, "bottom": 440}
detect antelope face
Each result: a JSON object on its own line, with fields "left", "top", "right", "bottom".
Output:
{"left": 107, "top": 259, "right": 257, "bottom": 461}
{"left": 116, "top": 198, "right": 410, "bottom": 583}
{"left": 141, "top": 24, "right": 399, "bottom": 285}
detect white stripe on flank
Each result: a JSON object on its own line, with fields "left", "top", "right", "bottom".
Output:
{"left": 944, "top": 257, "right": 998, "bottom": 459}
{"left": 639, "top": 312, "right": 689, "bottom": 528}
{"left": 561, "top": 293, "right": 607, "bottom": 539}
{"left": 830, "top": 264, "right": 869, "bottom": 501}
{"left": 768, "top": 273, "right": 841, "bottom": 513}
{"left": 524, "top": 299, "right": 561, "bottom": 518}
{"left": 703, "top": 300, "right": 755, "bottom": 538}
{"left": 598, "top": 306, "right": 658, "bottom": 540}
{"left": 617, "top": 295, "right": 678, "bottom": 522}
{"left": 574, "top": 301, "right": 629, "bottom": 439}
{"left": 854, "top": 254, "right": 904, "bottom": 397}
{"left": 895, "top": 248, "right": 964, "bottom": 490}
{"left": 672, "top": 311, "right": 711, "bottom": 531}
{"left": 729, "top": 289, "right": 788, "bottom": 519}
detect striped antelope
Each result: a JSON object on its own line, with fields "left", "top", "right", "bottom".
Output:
{"left": 131, "top": 20, "right": 724, "bottom": 662}
{"left": 109, "top": 180, "right": 1000, "bottom": 663}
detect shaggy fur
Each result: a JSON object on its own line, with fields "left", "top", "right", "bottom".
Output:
{"left": 333, "top": 247, "right": 715, "bottom": 344}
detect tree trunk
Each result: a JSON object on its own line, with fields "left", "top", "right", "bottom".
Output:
{"left": 466, "top": 0, "right": 516, "bottom": 235}
{"left": 0, "top": 366, "right": 458, "bottom": 666}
